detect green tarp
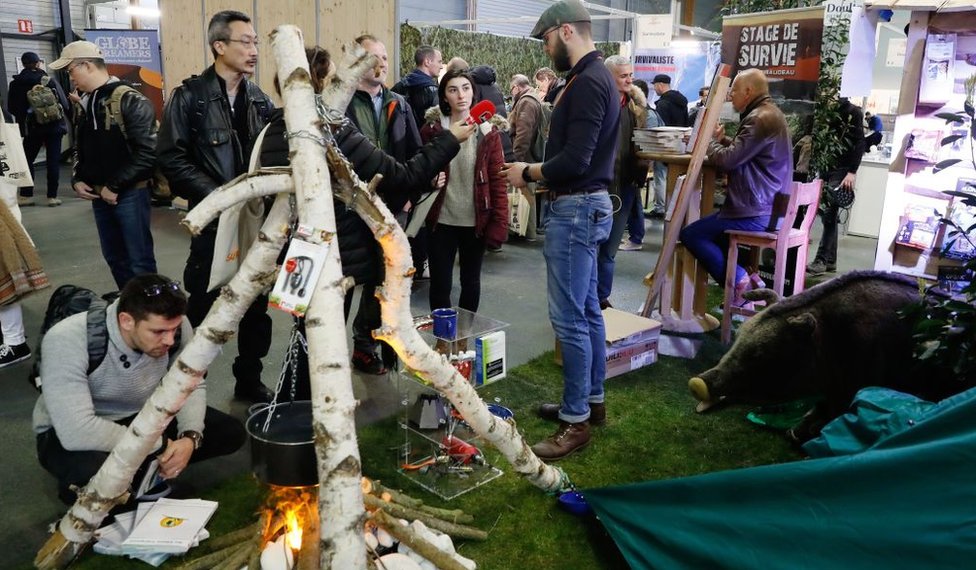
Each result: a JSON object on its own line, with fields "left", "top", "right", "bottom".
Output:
{"left": 585, "top": 387, "right": 976, "bottom": 569}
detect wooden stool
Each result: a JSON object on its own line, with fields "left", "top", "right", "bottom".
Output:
{"left": 721, "top": 180, "right": 822, "bottom": 344}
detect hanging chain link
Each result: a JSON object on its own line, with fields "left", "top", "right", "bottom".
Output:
{"left": 261, "top": 319, "right": 309, "bottom": 433}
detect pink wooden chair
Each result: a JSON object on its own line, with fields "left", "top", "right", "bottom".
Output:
{"left": 721, "top": 180, "right": 823, "bottom": 344}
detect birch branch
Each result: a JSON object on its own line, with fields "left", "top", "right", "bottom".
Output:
{"left": 370, "top": 509, "right": 474, "bottom": 570}
{"left": 326, "top": 135, "right": 571, "bottom": 495}
{"left": 321, "top": 42, "right": 375, "bottom": 112}
{"left": 271, "top": 24, "right": 367, "bottom": 570}
{"left": 363, "top": 495, "right": 487, "bottom": 541}
{"left": 35, "top": 195, "right": 293, "bottom": 569}
{"left": 181, "top": 169, "right": 293, "bottom": 234}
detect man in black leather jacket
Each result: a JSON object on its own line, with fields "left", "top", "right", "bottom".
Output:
{"left": 49, "top": 41, "right": 158, "bottom": 289}
{"left": 157, "top": 10, "right": 275, "bottom": 403}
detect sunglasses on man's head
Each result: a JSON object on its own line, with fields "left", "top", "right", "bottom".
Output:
{"left": 144, "top": 281, "right": 182, "bottom": 297}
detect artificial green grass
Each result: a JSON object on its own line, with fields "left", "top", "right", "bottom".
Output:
{"left": 62, "top": 311, "right": 802, "bottom": 570}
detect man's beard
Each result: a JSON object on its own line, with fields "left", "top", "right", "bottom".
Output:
{"left": 551, "top": 36, "right": 571, "bottom": 72}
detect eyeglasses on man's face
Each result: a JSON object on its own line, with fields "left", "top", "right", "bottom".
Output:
{"left": 66, "top": 61, "right": 86, "bottom": 75}
{"left": 223, "top": 37, "right": 259, "bottom": 49}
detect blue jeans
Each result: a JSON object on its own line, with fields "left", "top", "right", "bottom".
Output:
{"left": 92, "top": 188, "right": 157, "bottom": 289}
{"left": 597, "top": 184, "right": 636, "bottom": 302}
{"left": 679, "top": 212, "right": 770, "bottom": 285}
{"left": 651, "top": 162, "right": 667, "bottom": 212}
{"left": 543, "top": 191, "right": 612, "bottom": 423}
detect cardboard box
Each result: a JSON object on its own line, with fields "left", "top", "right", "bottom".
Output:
{"left": 602, "top": 309, "right": 661, "bottom": 379}
{"left": 475, "top": 331, "right": 506, "bottom": 386}
{"left": 605, "top": 338, "right": 659, "bottom": 379}
{"left": 554, "top": 309, "right": 661, "bottom": 379}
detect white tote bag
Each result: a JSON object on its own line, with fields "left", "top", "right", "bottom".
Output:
{"left": 507, "top": 187, "right": 530, "bottom": 237}
{"left": 207, "top": 124, "right": 270, "bottom": 292}
{"left": 0, "top": 114, "right": 33, "bottom": 188}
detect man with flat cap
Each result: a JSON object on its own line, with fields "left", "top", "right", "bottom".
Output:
{"left": 651, "top": 74, "right": 689, "bottom": 128}
{"left": 503, "top": 0, "right": 619, "bottom": 461}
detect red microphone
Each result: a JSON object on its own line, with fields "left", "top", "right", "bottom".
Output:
{"left": 465, "top": 100, "right": 496, "bottom": 125}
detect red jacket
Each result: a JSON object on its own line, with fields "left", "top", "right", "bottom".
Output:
{"left": 420, "top": 111, "right": 509, "bottom": 248}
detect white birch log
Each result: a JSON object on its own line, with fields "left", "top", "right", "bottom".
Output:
{"left": 320, "top": 42, "right": 375, "bottom": 114}
{"left": 270, "top": 25, "right": 367, "bottom": 570}
{"left": 324, "top": 148, "right": 571, "bottom": 494}
{"left": 182, "top": 169, "right": 293, "bottom": 234}
{"left": 34, "top": 194, "right": 293, "bottom": 569}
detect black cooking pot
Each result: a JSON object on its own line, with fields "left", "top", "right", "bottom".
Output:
{"left": 246, "top": 401, "right": 318, "bottom": 487}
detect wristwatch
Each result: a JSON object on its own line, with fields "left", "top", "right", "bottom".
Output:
{"left": 521, "top": 165, "right": 533, "bottom": 183}
{"left": 178, "top": 430, "right": 203, "bottom": 451}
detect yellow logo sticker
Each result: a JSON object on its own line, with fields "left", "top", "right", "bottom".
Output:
{"left": 160, "top": 516, "right": 185, "bottom": 528}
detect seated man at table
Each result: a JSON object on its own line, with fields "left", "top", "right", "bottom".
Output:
{"left": 678, "top": 69, "right": 792, "bottom": 307}
{"left": 32, "top": 274, "right": 245, "bottom": 504}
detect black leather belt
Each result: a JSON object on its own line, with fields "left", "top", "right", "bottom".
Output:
{"left": 549, "top": 188, "right": 606, "bottom": 199}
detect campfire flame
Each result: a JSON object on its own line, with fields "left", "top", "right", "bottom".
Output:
{"left": 284, "top": 509, "right": 303, "bottom": 551}
{"left": 264, "top": 484, "right": 318, "bottom": 554}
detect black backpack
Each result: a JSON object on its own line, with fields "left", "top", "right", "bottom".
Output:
{"left": 27, "top": 285, "right": 180, "bottom": 392}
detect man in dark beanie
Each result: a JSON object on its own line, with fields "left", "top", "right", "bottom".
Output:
{"left": 6, "top": 51, "right": 71, "bottom": 207}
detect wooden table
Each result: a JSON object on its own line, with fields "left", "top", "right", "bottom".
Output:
{"left": 637, "top": 151, "right": 720, "bottom": 333}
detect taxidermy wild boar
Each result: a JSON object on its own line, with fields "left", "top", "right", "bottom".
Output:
{"left": 688, "top": 271, "right": 965, "bottom": 442}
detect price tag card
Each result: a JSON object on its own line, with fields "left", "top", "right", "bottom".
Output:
{"left": 269, "top": 225, "right": 330, "bottom": 317}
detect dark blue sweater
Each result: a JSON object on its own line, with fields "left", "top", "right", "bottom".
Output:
{"left": 540, "top": 50, "right": 619, "bottom": 193}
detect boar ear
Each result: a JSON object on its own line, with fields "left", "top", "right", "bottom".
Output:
{"left": 786, "top": 313, "right": 817, "bottom": 334}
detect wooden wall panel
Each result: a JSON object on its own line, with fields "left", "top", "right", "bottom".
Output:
{"left": 255, "top": 1, "right": 320, "bottom": 102}
{"left": 319, "top": 0, "right": 396, "bottom": 86}
{"left": 159, "top": 0, "right": 207, "bottom": 102}
{"left": 160, "top": 0, "right": 395, "bottom": 102}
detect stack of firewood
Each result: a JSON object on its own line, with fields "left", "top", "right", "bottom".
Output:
{"left": 173, "top": 478, "right": 482, "bottom": 570}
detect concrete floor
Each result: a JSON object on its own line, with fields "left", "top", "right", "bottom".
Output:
{"left": 0, "top": 170, "right": 878, "bottom": 567}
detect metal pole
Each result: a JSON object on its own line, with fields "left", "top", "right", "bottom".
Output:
{"left": 0, "top": 32, "right": 8, "bottom": 105}
{"left": 59, "top": 0, "right": 75, "bottom": 44}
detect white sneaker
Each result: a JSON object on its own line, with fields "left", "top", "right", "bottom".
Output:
{"left": 619, "top": 241, "right": 643, "bottom": 251}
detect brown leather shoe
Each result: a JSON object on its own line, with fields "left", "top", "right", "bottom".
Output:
{"left": 531, "top": 421, "right": 590, "bottom": 461}
{"left": 538, "top": 403, "right": 606, "bottom": 426}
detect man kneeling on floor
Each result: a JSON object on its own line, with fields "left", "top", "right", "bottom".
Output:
{"left": 32, "top": 274, "right": 245, "bottom": 505}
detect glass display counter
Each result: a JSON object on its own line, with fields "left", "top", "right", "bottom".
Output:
{"left": 395, "top": 308, "right": 508, "bottom": 500}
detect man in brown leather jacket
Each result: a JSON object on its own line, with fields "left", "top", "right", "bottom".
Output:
{"left": 678, "top": 68, "right": 792, "bottom": 308}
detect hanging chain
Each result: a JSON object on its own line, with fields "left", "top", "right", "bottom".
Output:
{"left": 261, "top": 319, "right": 309, "bottom": 433}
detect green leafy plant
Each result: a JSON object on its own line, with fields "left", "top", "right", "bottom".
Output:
{"left": 810, "top": 9, "right": 852, "bottom": 177}
{"left": 901, "top": 101, "right": 976, "bottom": 382}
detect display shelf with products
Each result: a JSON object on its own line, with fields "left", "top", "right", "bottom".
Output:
{"left": 394, "top": 308, "right": 509, "bottom": 500}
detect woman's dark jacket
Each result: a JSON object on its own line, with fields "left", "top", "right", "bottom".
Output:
{"left": 259, "top": 108, "right": 459, "bottom": 284}
{"left": 419, "top": 108, "right": 509, "bottom": 249}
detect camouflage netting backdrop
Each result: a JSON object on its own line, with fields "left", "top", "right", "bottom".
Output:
{"left": 399, "top": 23, "right": 620, "bottom": 90}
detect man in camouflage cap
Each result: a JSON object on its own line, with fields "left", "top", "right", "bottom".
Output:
{"left": 504, "top": 0, "right": 620, "bottom": 461}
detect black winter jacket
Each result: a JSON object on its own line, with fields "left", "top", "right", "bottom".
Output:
{"left": 655, "top": 89, "right": 690, "bottom": 127}
{"left": 6, "top": 68, "right": 70, "bottom": 136}
{"left": 72, "top": 81, "right": 157, "bottom": 192}
{"left": 469, "top": 65, "right": 514, "bottom": 162}
{"left": 260, "top": 109, "right": 460, "bottom": 284}
{"left": 157, "top": 65, "right": 273, "bottom": 212}
{"left": 392, "top": 69, "right": 438, "bottom": 131}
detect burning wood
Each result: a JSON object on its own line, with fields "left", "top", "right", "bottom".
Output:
{"left": 174, "top": 479, "right": 478, "bottom": 570}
